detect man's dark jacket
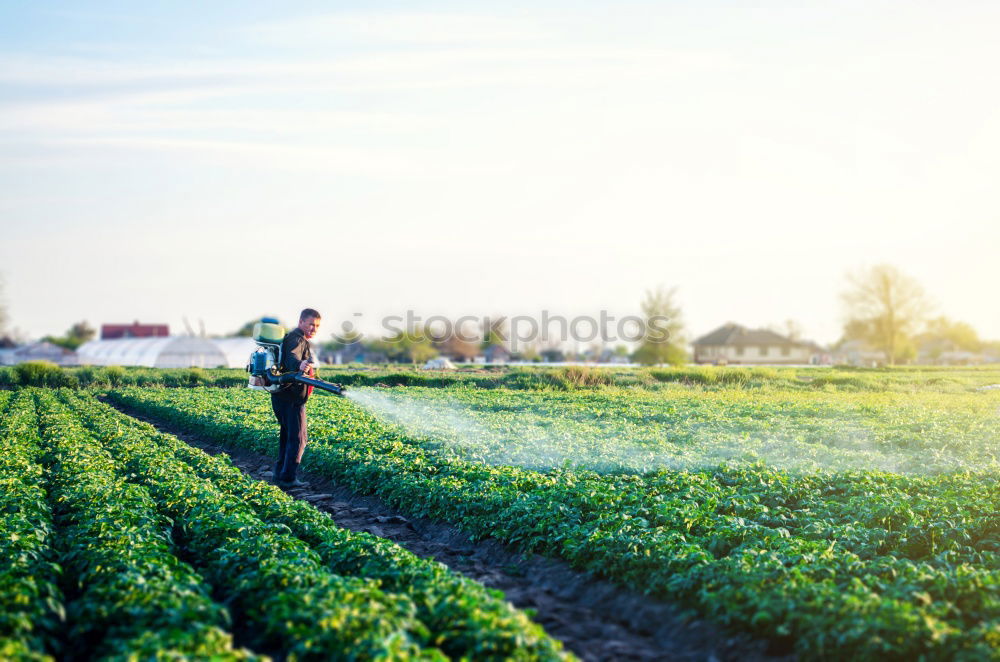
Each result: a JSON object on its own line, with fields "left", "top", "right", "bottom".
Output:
{"left": 272, "top": 328, "right": 313, "bottom": 404}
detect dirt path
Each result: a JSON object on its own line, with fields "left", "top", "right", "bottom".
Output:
{"left": 107, "top": 400, "right": 787, "bottom": 662}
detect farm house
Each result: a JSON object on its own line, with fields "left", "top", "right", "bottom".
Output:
{"left": 77, "top": 336, "right": 256, "bottom": 369}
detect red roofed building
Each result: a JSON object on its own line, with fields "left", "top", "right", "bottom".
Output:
{"left": 101, "top": 321, "right": 169, "bottom": 340}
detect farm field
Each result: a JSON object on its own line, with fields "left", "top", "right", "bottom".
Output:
{"left": 0, "top": 389, "right": 570, "bottom": 661}
{"left": 107, "top": 375, "right": 1000, "bottom": 660}
{"left": 5, "top": 362, "right": 1000, "bottom": 393}
{"left": 344, "top": 386, "right": 1000, "bottom": 474}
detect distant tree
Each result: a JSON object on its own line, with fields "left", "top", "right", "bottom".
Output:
{"left": 540, "top": 348, "right": 565, "bottom": 363}
{"left": 633, "top": 286, "right": 687, "bottom": 366}
{"left": 365, "top": 337, "right": 400, "bottom": 362}
{"left": 0, "top": 274, "right": 8, "bottom": 334}
{"left": 437, "top": 336, "right": 479, "bottom": 362}
{"left": 70, "top": 321, "right": 96, "bottom": 344}
{"left": 982, "top": 340, "right": 1000, "bottom": 359}
{"left": 379, "top": 326, "right": 439, "bottom": 364}
{"left": 515, "top": 341, "right": 542, "bottom": 363}
{"left": 325, "top": 326, "right": 364, "bottom": 350}
{"left": 317, "top": 324, "right": 364, "bottom": 363}
{"left": 927, "top": 317, "right": 980, "bottom": 351}
{"left": 433, "top": 319, "right": 480, "bottom": 362}
{"left": 839, "top": 317, "right": 874, "bottom": 345}
{"left": 234, "top": 320, "right": 255, "bottom": 337}
{"left": 408, "top": 339, "right": 439, "bottom": 364}
{"left": 917, "top": 316, "right": 982, "bottom": 360}
{"left": 897, "top": 338, "right": 918, "bottom": 363}
{"left": 583, "top": 343, "right": 605, "bottom": 362}
{"left": 234, "top": 316, "right": 284, "bottom": 337}
{"left": 840, "top": 264, "right": 931, "bottom": 365}
{"left": 480, "top": 316, "right": 509, "bottom": 350}
{"left": 45, "top": 321, "right": 96, "bottom": 351}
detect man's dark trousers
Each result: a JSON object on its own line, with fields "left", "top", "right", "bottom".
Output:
{"left": 271, "top": 396, "right": 307, "bottom": 482}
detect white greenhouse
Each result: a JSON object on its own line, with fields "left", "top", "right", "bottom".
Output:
{"left": 77, "top": 336, "right": 257, "bottom": 369}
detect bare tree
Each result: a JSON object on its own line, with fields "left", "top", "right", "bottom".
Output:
{"left": 840, "top": 264, "right": 931, "bottom": 365}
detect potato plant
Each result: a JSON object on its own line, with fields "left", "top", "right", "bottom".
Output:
{"left": 33, "top": 390, "right": 257, "bottom": 660}
{"left": 110, "top": 385, "right": 1000, "bottom": 659}
{"left": 0, "top": 389, "right": 573, "bottom": 660}
{"left": 60, "top": 390, "right": 570, "bottom": 662}
{"left": 0, "top": 392, "right": 62, "bottom": 661}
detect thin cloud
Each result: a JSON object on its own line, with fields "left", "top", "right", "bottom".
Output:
{"left": 243, "top": 11, "right": 552, "bottom": 47}
{"left": 0, "top": 100, "right": 435, "bottom": 134}
{"left": 13, "top": 136, "right": 429, "bottom": 175}
{"left": 0, "top": 46, "right": 735, "bottom": 88}
{"left": 0, "top": 44, "right": 739, "bottom": 163}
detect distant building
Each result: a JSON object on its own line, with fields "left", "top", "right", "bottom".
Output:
{"left": 326, "top": 341, "right": 367, "bottom": 364}
{"left": 0, "top": 340, "right": 78, "bottom": 366}
{"left": 598, "top": 348, "right": 632, "bottom": 364}
{"left": 423, "top": 357, "right": 457, "bottom": 370}
{"left": 101, "top": 321, "right": 169, "bottom": 340}
{"left": 831, "top": 340, "right": 886, "bottom": 367}
{"left": 77, "top": 336, "right": 253, "bottom": 368}
{"left": 483, "top": 344, "right": 511, "bottom": 364}
{"left": 693, "top": 322, "right": 828, "bottom": 365}
{"left": 916, "top": 338, "right": 990, "bottom": 365}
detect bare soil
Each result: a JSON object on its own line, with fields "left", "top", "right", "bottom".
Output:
{"left": 108, "top": 400, "right": 790, "bottom": 662}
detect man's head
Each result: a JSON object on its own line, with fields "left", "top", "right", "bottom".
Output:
{"left": 298, "top": 308, "right": 321, "bottom": 339}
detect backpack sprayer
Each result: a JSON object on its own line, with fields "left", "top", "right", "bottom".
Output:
{"left": 246, "top": 318, "right": 346, "bottom": 396}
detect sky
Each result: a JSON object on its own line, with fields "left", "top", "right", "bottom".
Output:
{"left": 1, "top": 1, "right": 997, "bottom": 346}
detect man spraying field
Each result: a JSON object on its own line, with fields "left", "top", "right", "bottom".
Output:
{"left": 270, "top": 308, "right": 321, "bottom": 488}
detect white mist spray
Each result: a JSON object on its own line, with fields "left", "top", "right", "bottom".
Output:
{"left": 343, "top": 387, "right": 1000, "bottom": 475}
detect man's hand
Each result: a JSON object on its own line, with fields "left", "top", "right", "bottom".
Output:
{"left": 299, "top": 360, "right": 312, "bottom": 376}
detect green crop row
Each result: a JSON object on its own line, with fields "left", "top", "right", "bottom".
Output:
{"left": 33, "top": 390, "right": 257, "bottom": 660}
{"left": 0, "top": 363, "right": 247, "bottom": 390}
{"left": 110, "top": 386, "right": 1000, "bottom": 659}
{"left": 4, "top": 362, "right": 1000, "bottom": 393}
{"left": 46, "top": 391, "right": 445, "bottom": 660}
{"left": 60, "top": 390, "right": 569, "bottom": 661}
{"left": 0, "top": 389, "right": 571, "bottom": 660}
{"left": 0, "top": 392, "right": 62, "bottom": 661}
{"left": 341, "top": 385, "right": 1000, "bottom": 474}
